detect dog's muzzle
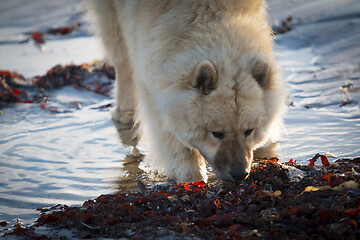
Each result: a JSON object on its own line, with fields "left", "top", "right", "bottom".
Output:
{"left": 230, "top": 169, "right": 249, "bottom": 181}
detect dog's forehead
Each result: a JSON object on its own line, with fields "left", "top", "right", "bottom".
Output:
{"left": 201, "top": 84, "right": 263, "bottom": 132}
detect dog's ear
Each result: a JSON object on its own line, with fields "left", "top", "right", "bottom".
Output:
{"left": 191, "top": 61, "right": 218, "bottom": 95}
{"left": 252, "top": 59, "right": 269, "bottom": 88}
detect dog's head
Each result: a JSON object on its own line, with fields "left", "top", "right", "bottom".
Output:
{"left": 192, "top": 59, "right": 276, "bottom": 182}
{"left": 161, "top": 57, "right": 283, "bottom": 182}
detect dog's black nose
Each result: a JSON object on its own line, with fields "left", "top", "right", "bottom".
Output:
{"left": 230, "top": 169, "right": 249, "bottom": 181}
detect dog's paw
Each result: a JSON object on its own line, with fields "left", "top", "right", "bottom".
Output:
{"left": 254, "top": 141, "right": 280, "bottom": 159}
{"left": 169, "top": 164, "right": 208, "bottom": 184}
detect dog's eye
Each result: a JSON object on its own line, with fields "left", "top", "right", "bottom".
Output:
{"left": 212, "top": 132, "right": 225, "bottom": 140}
{"left": 244, "top": 129, "right": 253, "bottom": 137}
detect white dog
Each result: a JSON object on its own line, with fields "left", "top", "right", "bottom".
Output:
{"left": 86, "top": 0, "right": 285, "bottom": 183}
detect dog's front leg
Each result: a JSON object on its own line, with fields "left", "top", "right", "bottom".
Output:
{"left": 144, "top": 125, "right": 208, "bottom": 183}
{"left": 165, "top": 140, "right": 208, "bottom": 183}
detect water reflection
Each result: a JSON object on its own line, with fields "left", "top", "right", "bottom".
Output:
{"left": 112, "top": 120, "right": 139, "bottom": 147}
{"left": 115, "top": 150, "right": 146, "bottom": 192}
{"left": 112, "top": 120, "right": 168, "bottom": 192}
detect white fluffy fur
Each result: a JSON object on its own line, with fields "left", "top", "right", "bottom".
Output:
{"left": 85, "top": 0, "right": 286, "bottom": 183}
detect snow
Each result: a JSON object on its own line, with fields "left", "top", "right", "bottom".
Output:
{"left": 0, "top": 36, "right": 103, "bottom": 77}
{"left": 0, "top": 0, "right": 359, "bottom": 228}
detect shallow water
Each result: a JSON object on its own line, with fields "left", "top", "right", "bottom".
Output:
{"left": 0, "top": 90, "right": 118, "bottom": 224}
{"left": 0, "top": 87, "right": 168, "bottom": 227}
{"left": 1, "top": 0, "right": 360, "bottom": 231}
{"left": 278, "top": 46, "right": 360, "bottom": 161}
